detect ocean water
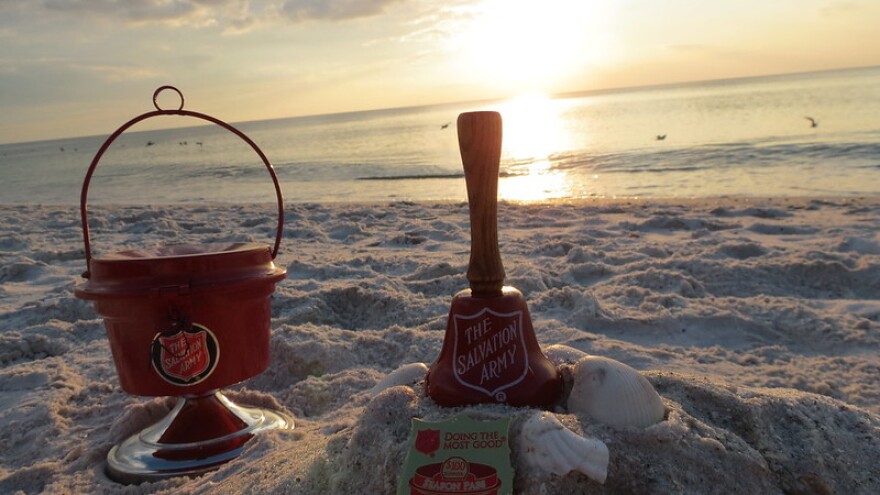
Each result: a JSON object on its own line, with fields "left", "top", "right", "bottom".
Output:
{"left": 1, "top": 66, "right": 879, "bottom": 205}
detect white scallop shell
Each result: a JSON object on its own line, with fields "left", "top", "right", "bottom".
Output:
{"left": 568, "top": 356, "right": 665, "bottom": 428}
{"left": 543, "top": 344, "right": 589, "bottom": 366}
{"left": 519, "top": 412, "right": 609, "bottom": 484}
{"left": 369, "top": 362, "right": 428, "bottom": 398}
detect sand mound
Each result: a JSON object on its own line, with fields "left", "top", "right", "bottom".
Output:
{"left": 316, "top": 372, "right": 879, "bottom": 494}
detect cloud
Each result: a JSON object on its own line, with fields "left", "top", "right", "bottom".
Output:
{"left": 356, "top": 2, "right": 474, "bottom": 51}
{"left": 22, "top": 0, "right": 254, "bottom": 29}
{"left": 0, "top": 56, "right": 160, "bottom": 84}
{"left": 666, "top": 44, "right": 750, "bottom": 59}
{"left": 12, "top": 0, "right": 411, "bottom": 29}
{"left": 279, "top": 0, "right": 405, "bottom": 22}
{"left": 668, "top": 44, "right": 709, "bottom": 53}
{"left": 819, "top": 1, "right": 866, "bottom": 17}
{"left": 41, "top": 0, "right": 197, "bottom": 23}
{"left": 79, "top": 63, "right": 161, "bottom": 82}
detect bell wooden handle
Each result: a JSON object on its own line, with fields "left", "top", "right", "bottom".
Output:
{"left": 458, "top": 111, "right": 504, "bottom": 296}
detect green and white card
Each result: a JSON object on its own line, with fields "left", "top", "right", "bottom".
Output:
{"left": 398, "top": 415, "right": 512, "bottom": 495}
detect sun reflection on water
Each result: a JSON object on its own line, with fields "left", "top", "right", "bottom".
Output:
{"left": 495, "top": 93, "right": 574, "bottom": 202}
{"left": 500, "top": 160, "right": 574, "bottom": 201}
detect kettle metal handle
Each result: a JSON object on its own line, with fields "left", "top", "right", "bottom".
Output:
{"left": 79, "top": 86, "right": 284, "bottom": 278}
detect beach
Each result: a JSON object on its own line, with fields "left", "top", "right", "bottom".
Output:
{"left": 1, "top": 197, "right": 879, "bottom": 494}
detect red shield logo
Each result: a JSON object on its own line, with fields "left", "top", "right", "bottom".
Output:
{"left": 151, "top": 323, "right": 219, "bottom": 386}
{"left": 415, "top": 429, "right": 441, "bottom": 457}
{"left": 451, "top": 308, "right": 528, "bottom": 401}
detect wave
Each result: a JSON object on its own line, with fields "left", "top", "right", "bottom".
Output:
{"left": 355, "top": 171, "right": 531, "bottom": 181}
{"left": 549, "top": 139, "right": 880, "bottom": 176}
{"left": 85, "top": 138, "right": 880, "bottom": 186}
{"left": 357, "top": 173, "right": 463, "bottom": 181}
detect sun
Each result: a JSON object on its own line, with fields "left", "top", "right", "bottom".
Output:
{"left": 498, "top": 93, "right": 566, "bottom": 160}
{"left": 456, "top": 0, "right": 616, "bottom": 91}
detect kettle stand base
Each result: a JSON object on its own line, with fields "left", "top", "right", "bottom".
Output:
{"left": 105, "top": 391, "right": 293, "bottom": 484}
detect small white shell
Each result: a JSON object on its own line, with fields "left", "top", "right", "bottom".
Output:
{"left": 568, "top": 356, "right": 665, "bottom": 429}
{"left": 520, "top": 412, "right": 609, "bottom": 484}
{"left": 369, "top": 362, "right": 428, "bottom": 398}
{"left": 543, "top": 344, "right": 589, "bottom": 366}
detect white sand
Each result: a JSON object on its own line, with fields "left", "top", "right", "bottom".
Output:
{"left": 1, "top": 197, "right": 879, "bottom": 494}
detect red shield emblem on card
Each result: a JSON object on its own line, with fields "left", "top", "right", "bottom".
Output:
{"left": 451, "top": 308, "right": 528, "bottom": 401}
{"left": 151, "top": 323, "right": 219, "bottom": 386}
{"left": 415, "top": 429, "right": 441, "bottom": 457}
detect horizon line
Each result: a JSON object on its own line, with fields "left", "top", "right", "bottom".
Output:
{"left": 2, "top": 63, "right": 877, "bottom": 148}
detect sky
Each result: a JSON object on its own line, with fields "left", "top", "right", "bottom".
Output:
{"left": 1, "top": 0, "right": 879, "bottom": 145}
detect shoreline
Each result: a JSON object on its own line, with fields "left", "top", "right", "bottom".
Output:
{"left": 8, "top": 193, "right": 880, "bottom": 207}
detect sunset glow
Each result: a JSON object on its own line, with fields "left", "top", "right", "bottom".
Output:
{"left": 455, "top": 0, "right": 617, "bottom": 91}
{"left": 0, "top": 0, "right": 878, "bottom": 144}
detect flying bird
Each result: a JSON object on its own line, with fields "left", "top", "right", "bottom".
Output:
{"left": 656, "top": 134, "right": 667, "bottom": 141}
{"left": 805, "top": 117, "right": 818, "bottom": 128}
{"left": 441, "top": 122, "right": 451, "bottom": 129}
